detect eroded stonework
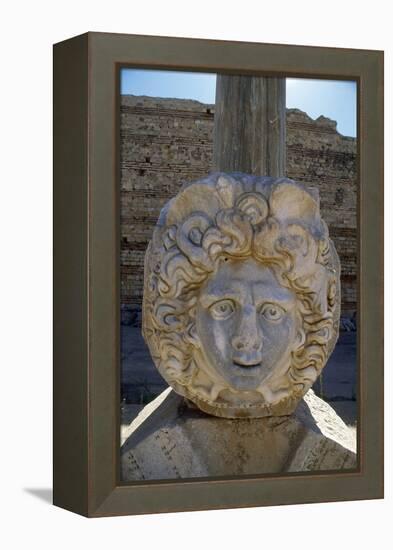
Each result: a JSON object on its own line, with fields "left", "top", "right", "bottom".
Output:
{"left": 142, "top": 173, "right": 341, "bottom": 418}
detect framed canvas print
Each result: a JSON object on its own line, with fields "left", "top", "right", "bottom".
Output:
{"left": 53, "top": 32, "right": 383, "bottom": 517}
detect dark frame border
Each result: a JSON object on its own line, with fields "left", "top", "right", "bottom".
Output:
{"left": 53, "top": 32, "right": 383, "bottom": 517}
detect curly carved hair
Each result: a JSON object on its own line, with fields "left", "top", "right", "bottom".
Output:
{"left": 142, "top": 173, "right": 340, "bottom": 417}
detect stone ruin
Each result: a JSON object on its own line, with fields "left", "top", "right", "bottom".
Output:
{"left": 121, "top": 174, "right": 356, "bottom": 480}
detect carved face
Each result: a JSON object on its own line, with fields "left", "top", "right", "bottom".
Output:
{"left": 196, "top": 258, "right": 302, "bottom": 392}
{"left": 142, "top": 173, "right": 340, "bottom": 418}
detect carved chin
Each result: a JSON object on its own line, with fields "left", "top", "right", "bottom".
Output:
{"left": 180, "top": 381, "right": 305, "bottom": 419}
{"left": 217, "top": 362, "right": 272, "bottom": 392}
{"left": 165, "top": 351, "right": 305, "bottom": 419}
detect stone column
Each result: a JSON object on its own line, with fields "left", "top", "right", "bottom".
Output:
{"left": 213, "top": 75, "right": 286, "bottom": 177}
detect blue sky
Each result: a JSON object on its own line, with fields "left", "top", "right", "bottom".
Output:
{"left": 121, "top": 69, "right": 357, "bottom": 137}
{"left": 286, "top": 78, "right": 356, "bottom": 137}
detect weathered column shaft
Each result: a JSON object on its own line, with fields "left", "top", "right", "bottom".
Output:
{"left": 213, "top": 75, "right": 286, "bottom": 177}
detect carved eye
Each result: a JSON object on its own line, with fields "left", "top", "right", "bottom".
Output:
{"left": 260, "top": 303, "right": 285, "bottom": 322}
{"left": 209, "top": 299, "right": 235, "bottom": 320}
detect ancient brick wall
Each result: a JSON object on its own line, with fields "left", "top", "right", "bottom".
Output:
{"left": 286, "top": 109, "right": 357, "bottom": 315}
{"left": 120, "top": 95, "right": 357, "bottom": 316}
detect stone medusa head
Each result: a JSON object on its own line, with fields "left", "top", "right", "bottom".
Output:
{"left": 142, "top": 173, "right": 340, "bottom": 418}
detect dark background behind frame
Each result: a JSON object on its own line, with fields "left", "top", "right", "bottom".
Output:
{"left": 53, "top": 32, "right": 383, "bottom": 517}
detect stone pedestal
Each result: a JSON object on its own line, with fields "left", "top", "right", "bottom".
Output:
{"left": 121, "top": 388, "right": 356, "bottom": 481}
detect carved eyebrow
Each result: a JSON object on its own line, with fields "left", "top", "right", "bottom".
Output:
{"left": 199, "top": 281, "right": 295, "bottom": 308}
{"left": 199, "top": 290, "right": 244, "bottom": 308}
{"left": 252, "top": 284, "right": 295, "bottom": 306}
{"left": 254, "top": 296, "right": 293, "bottom": 308}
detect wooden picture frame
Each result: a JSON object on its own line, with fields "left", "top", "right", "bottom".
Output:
{"left": 53, "top": 31, "right": 383, "bottom": 517}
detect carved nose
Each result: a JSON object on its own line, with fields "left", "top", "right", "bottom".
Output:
{"left": 232, "top": 335, "right": 262, "bottom": 352}
{"left": 231, "top": 305, "right": 262, "bottom": 353}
